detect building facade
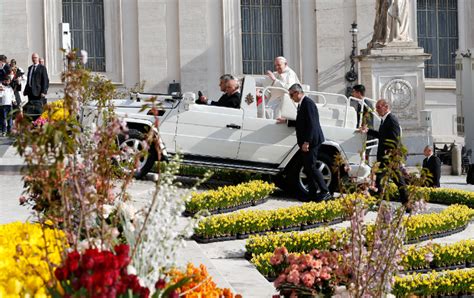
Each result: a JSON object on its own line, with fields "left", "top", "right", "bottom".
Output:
{"left": 1, "top": 0, "right": 472, "bottom": 147}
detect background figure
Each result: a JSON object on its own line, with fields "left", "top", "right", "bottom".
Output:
{"left": 350, "top": 84, "right": 374, "bottom": 128}
{"left": 289, "top": 83, "right": 331, "bottom": 202}
{"left": 0, "top": 55, "right": 11, "bottom": 79}
{"left": 196, "top": 74, "right": 240, "bottom": 109}
{"left": 351, "top": 84, "right": 375, "bottom": 160}
{"left": 422, "top": 145, "right": 441, "bottom": 187}
{"left": 39, "top": 57, "right": 45, "bottom": 65}
{"left": 0, "top": 75, "right": 15, "bottom": 136}
{"left": 263, "top": 56, "right": 300, "bottom": 119}
{"left": 361, "top": 99, "right": 408, "bottom": 206}
{"left": 23, "top": 53, "right": 49, "bottom": 120}
{"left": 9, "top": 59, "right": 25, "bottom": 108}
{"left": 369, "top": 0, "right": 410, "bottom": 48}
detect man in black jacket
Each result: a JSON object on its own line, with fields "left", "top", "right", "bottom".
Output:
{"left": 197, "top": 74, "right": 241, "bottom": 109}
{"left": 288, "top": 83, "right": 331, "bottom": 201}
{"left": 360, "top": 99, "right": 408, "bottom": 206}
{"left": 422, "top": 145, "right": 441, "bottom": 187}
{"left": 23, "top": 53, "right": 49, "bottom": 119}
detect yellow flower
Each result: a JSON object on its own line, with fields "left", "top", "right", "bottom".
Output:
{"left": 0, "top": 222, "right": 66, "bottom": 297}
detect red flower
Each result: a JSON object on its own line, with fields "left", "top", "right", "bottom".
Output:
{"left": 114, "top": 244, "right": 130, "bottom": 256}
{"left": 140, "top": 287, "right": 150, "bottom": 298}
{"left": 155, "top": 278, "right": 166, "bottom": 289}
{"left": 83, "top": 256, "right": 95, "bottom": 270}
{"left": 80, "top": 274, "right": 93, "bottom": 289}
{"left": 103, "top": 271, "right": 114, "bottom": 286}
{"left": 169, "top": 290, "right": 179, "bottom": 298}
{"left": 65, "top": 252, "right": 80, "bottom": 274}
{"left": 54, "top": 267, "right": 69, "bottom": 281}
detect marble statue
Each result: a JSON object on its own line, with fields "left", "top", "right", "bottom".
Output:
{"left": 368, "top": 0, "right": 411, "bottom": 48}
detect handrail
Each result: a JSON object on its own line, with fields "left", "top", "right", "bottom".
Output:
{"left": 308, "top": 91, "right": 349, "bottom": 127}
{"left": 348, "top": 96, "right": 382, "bottom": 126}
{"left": 258, "top": 86, "right": 295, "bottom": 118}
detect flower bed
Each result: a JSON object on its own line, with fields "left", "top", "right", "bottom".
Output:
{"left": 392, "top": 268, "right": 474, "bottom": 297}
{"left": 387, "top": 185, "right": 474, "bottom": 208}
{"left": 402, "top": 240, "right": 474, "bottom": 273}
{"left": 246, "top": 205, "right": 474, "bottom": 262}
{"left": 193, "top": 194, "right": 373, "bottom": 242}
{"left": 253, "top": 239, "right": 474, "bottom": 279}
{"left": 0, "top": 222, "right": 65, "bottom": 296}
{"left": 184, "top": 180, "right": 275, "bottom": 216}
{"left": 424, "top": 187, "right": 474, "bottom": 208}
{"left": 401, "top": 204, "right": 474, "bottom": 242}
{"left": 245, "top": 228, "right": 349, "bottom": 260}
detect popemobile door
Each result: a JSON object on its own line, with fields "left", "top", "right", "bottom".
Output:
{"left": 175, "top": 103, "right": 243, "bottom": 159}
{"left": 237, "top": 116, "right": 296, "bottom": 164}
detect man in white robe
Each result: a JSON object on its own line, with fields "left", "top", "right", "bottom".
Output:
{"left": 263, "top": 56, "right": 300, "bottom": 119}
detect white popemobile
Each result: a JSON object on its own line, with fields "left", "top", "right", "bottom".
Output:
{"left": 81, "top": 76, "right": 378, "bottom": 197}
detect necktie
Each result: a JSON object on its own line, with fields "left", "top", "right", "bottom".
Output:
{"left": 29, "top": 65, "right": 37, "bottom": 87}
{"left": 380, "top": 118, "right": 384, "bottom": 126}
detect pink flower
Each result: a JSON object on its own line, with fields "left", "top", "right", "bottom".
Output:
{"left": 287, "top": 254, "right": 299, "bottom": 265}
{"left": 302, "top": 272, "right": 315, "bottom": 288}
{"left": 276, "top": 247, "right": 288, "bottom": 255}
{"left": 286, "top": 269, "right": 300, "bottom": 285}
{"left": 310, "top": 259, "right": 322, "bottom": 269}
{"left": 320, "top": 271, "right": 331, "bottom": 281}
{"left": 301, "top": 254, "right": 313, "bottom": 265}
{"left": 274, "top": 273, "right": 287, "bottom": 288}
{"left": 424, "top": 252, "right": 434, "bottom": 263}
{"left": 310, "top": 269, "right": 320, "bottom": 278}
{"left": 310, "top": 249, "right": 320, "bottom": 257}
{"left": 19, "top": 196, "right": 27, "bottom": 205}
{"left": 270, "top": 253, "right": 284, "bottom": 266}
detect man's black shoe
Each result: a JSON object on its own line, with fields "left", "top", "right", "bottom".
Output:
{"left": 315, "top": 192, "right": 332, "bottom": 202}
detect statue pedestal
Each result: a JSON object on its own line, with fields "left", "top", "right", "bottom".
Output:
{"left": 357, "top": 42, "right": 432, "bottom": 165}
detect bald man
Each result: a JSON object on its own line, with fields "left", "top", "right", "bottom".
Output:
{"left": 422, "top": 145, "right": 441, "bottom": 187}
{"left": 360, "top": 99, "right": 408, "bottom": 208}
{"left": 23, "top": 53, "right": 49, "bottom": 119}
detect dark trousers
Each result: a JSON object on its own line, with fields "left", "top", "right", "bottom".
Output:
{"left": 0, "top": 105, "right": 13, "bottom": 134}
{"left": 376, "top": 160, "right": 408, "bottom": 204}
{"left": 302, "top": 145, "right": 330, "bottom": 197}
{"left": 24, "top": 95, "right": 45, "bottom": 120}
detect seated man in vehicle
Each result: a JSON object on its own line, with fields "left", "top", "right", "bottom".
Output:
{"left": 261, "top": 56, "right": 300, "bottom": 119}
{"left": 196, "top": 74, "right": 241, "bottom": 109}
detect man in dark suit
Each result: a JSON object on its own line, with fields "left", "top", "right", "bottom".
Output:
{"left": 23, "top": 53, "right": 49, "bottom": 119}
{"left": 360, "top": 99, "right": 408, "bottom": 206}
{"left": 288, "top": 83, "right": 331, "bottom": 201}
{"left": 0, "top": 55, "right": 11, "bottom": 79}
{"left": 422, "top": 145, "right": 441, "bottom": 187}
{"left": 350, "top": 84, "right": 374, "bottom": 128}
{"left": 197, "top": 74, "right": 241, "bottom": 109}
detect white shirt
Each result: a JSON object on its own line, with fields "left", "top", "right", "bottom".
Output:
{"left": 0, "top": 84, "right": 15, "bottom": 106}
{"left": 264, "top": 67, "right": 300, "bottom": 119}
{"left": 380, "top": 111, "right": 391, "bottom": 123}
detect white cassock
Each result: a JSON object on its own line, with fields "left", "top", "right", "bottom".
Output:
{"left": 264, "top": 67, "right": 300, "bottom": 119}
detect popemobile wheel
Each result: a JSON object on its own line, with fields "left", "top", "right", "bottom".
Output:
{"left": 117, "top": 129, "right": 157, "bottom": 179}
{"left": 287, "top": 152, "right": 338, "bottom": 199}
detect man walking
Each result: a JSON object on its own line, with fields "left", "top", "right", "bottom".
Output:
{"left": 422, "top": 145, "right": 441, "bottom": 187}
{"left": 23, "top": 53, "right": 49, "bottom": 119}
{"left": 288, "top": 83, "right": 331, "bottom": 201}
{"left": 360, "top": 99, "right": 409, "bottom": 207}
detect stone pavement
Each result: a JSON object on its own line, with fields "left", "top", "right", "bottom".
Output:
{"left": 1, "top": 139, "right": 473, "bottom": 297}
